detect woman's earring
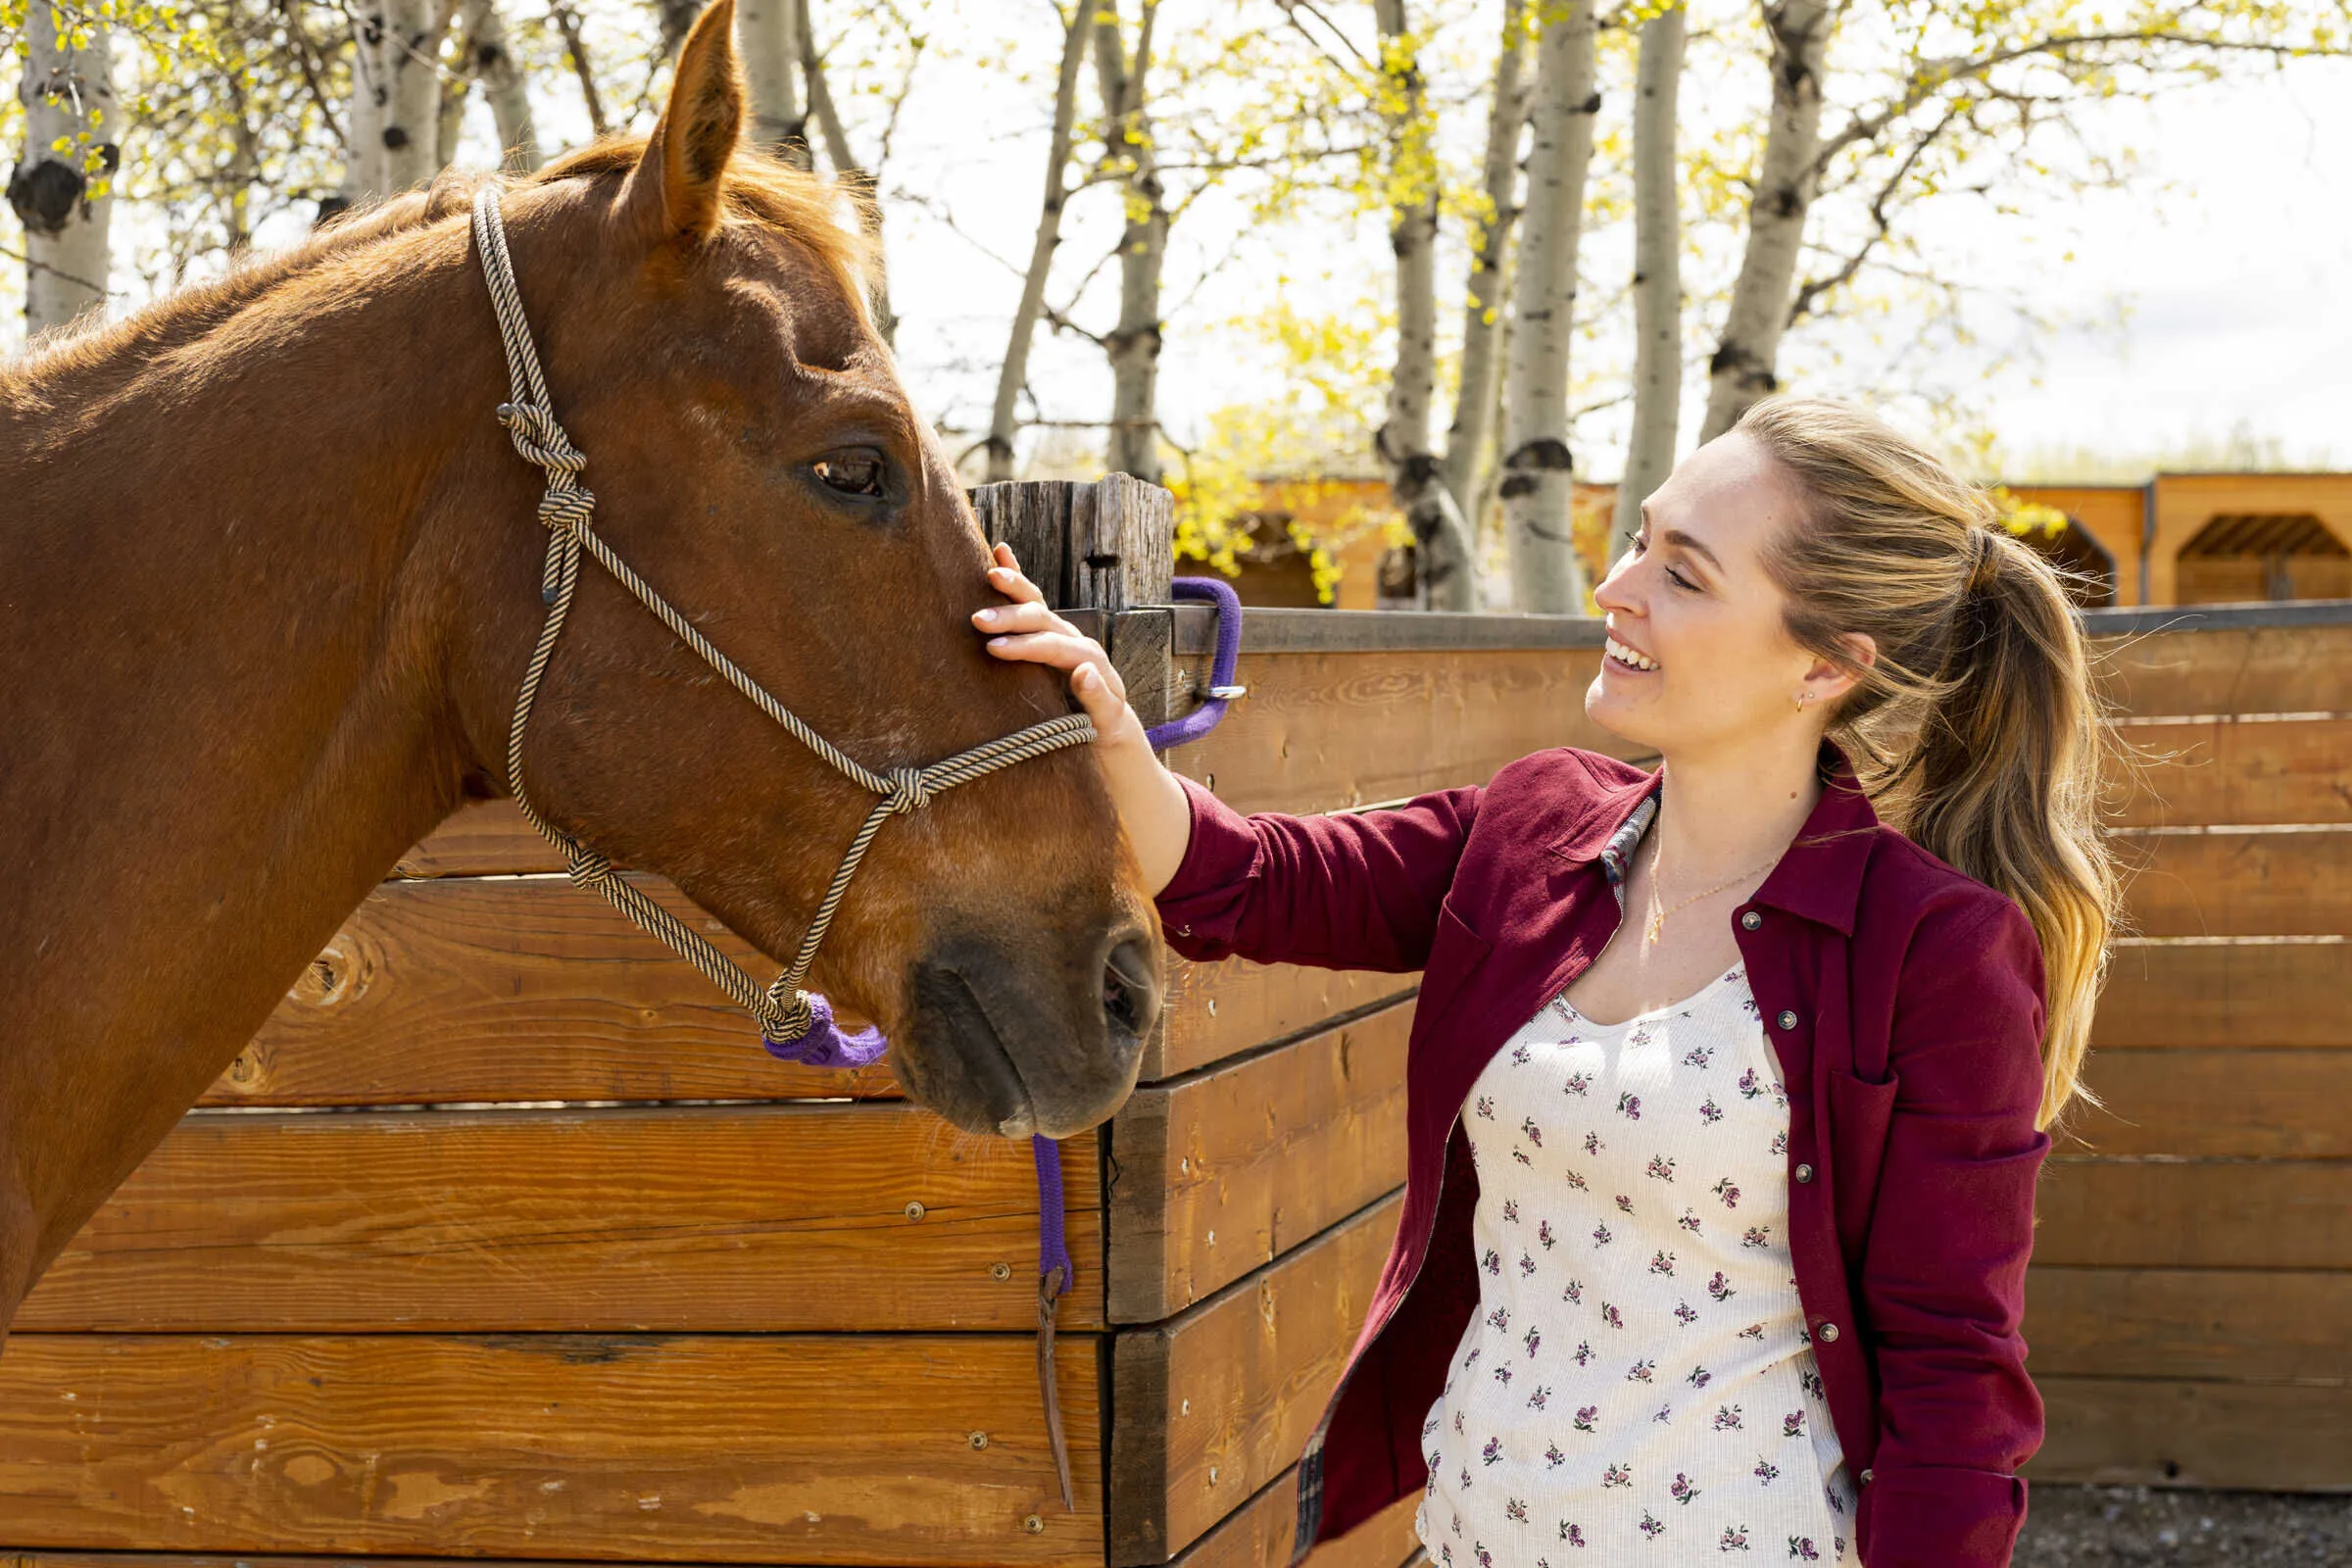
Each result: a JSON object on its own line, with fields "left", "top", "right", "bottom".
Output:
{"left": 1793, "top": 692, "right": 1809, "bottom": 712}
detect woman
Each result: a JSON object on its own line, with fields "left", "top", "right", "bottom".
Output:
{"left": 973, "top": 395, "right": 2116, "bottom": 1567}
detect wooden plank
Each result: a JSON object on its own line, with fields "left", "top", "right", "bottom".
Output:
{"left": 1169, "top": 1472, "right": 1420, "bottom": 1568}
{"left": 1108, "top": 1004, "right": 1411, "bottom": 1323}
{"left": 2092, "top": 940, "right": 2352, "bottom": 1049}
{"left": 1153, "top": 956, "right": 1417, "bottom": 1083}
{"left": 2025, "top": 1267, "right": 2352, "bottom": 1383}
{"left": 2120, "top": 829, "right": 2352, "bottom": 937}
{"left": 2063, "top": 1049, "right": 2352, "bottom": 1158}
{"left": 207, "top": 874, "right": 901, "bottom": 1106}
{"left": 2034, "top": 1159, "right": 2352, "bottom": 1270}
{"left": 2030, "top": 1377, "right": 2352, "bottom": 1491}
{"left": 1111, "top": 1195, "right": 1400, "bottom": 1566}
{"left": 2112, "top": 717, "right": 2352, "bottom": 828}
{"left": 1163, "top": 649, "right": 1646, "bottom": 817}
{"left": 217, "top": 878, "right": 1419, "bottom": 1106}
{"left": 2089, "top": 621, "right": 2352, "bottom": 716}
{"left": 0, "top": 1333, "right": 1100, "bottom": 1562}
{"left": 0, "top": 1500, "right": 1429, "bottom": 1568}
{"left": 15, "top": 1106, "right": 1101, "bottom": 1334}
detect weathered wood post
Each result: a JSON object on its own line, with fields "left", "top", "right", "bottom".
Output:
{"left": 970, "top": 473, "right": 1179, "bottom": 728}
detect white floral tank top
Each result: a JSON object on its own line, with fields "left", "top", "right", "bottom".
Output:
{"left": 1415, "top": 963, "right": 1860, "bottom": 1564}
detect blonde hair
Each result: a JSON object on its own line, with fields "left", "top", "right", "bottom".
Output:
{"left": 1736, "top": 394, "right": 2117, "bottom": 1132}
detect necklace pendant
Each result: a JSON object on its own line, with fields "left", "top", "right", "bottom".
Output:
{"left": 1643, "top": 909, "right": 1664, "bottom": 946}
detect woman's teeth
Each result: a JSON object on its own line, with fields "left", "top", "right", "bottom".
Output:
{"left": 1606, "top": 636, "right": 1660, "bottom": 672}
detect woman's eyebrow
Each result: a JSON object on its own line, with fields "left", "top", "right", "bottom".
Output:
{"left": 1660, "top": 527, "right": 1725, "bottom": 571}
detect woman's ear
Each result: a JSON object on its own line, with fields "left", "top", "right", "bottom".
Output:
{"left": 1798, "top": 632, "right": 1876, "bottom": 710}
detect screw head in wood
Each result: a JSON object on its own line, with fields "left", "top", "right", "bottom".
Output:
{"left": 905, "top": 1200, "right": 926, "bottom": 1221}
{"left": 990, "top": 1261, "right": 1013, "bottom": 1282}
{"left": 968, "top": 1431, "right": 990, "bottom": 1449}
{"left": 1024, "top": 1514, "right": 1046, "bottom": 1535}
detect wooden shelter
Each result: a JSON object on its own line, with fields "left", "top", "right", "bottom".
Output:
{"left": 1257, "top": 472, "right": 2352, "bottom": 612}
{"left": 0, "top": 481, "right": 2343, "bottom": 1562}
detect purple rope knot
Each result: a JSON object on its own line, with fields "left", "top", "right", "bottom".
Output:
{"left": 760, "top": 990, "right": 891, "bottom": 1069}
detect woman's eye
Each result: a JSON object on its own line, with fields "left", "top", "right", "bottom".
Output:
{"left": 1665, "top": 565, "right": 1697, "bottom": 591}
{"left": 812, "top": 450, "right": 887, "bottom": 498}
{"left": 1624, "top": 531, "right": 1647, "bottom": 555}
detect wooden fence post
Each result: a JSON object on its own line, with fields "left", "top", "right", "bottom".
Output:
{"left": 970, "top": 475, "right": 1179, "bottom": 726}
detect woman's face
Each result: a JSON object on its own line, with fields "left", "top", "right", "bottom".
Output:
{"left": 1586, "top": 431, "right": 1855, "bottom": 759}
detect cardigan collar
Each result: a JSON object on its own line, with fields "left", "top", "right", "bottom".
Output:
{"left": 1545, "top": 743, "right": 1881, "bottom": 937}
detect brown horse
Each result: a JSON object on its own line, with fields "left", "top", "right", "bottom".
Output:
{"left": 0, "top": 0, "right": 1160, "bottom": 1344}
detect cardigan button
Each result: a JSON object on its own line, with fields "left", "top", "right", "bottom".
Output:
{"left": 1817, "top": 1321, "right": 1839, "bottom": 1344}
{"left": 1776, "top": 1009, "right": 1798, "bottom": 1030}
{"left": 1793, "top": 1162, "right": 1814, "bottom": 1184}
{"left": 1859, "top": 1468, "right": 1874, "bottom": 1486}
{"left": 1740, "top": 909, "right": 1762, "bottom": 931}
{"left": 1178, "top": 924, "right": 1191, "bottom": 937}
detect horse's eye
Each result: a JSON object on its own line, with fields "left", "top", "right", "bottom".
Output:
{"left": 812, "top": 449, "right": 887, "bottom": 498}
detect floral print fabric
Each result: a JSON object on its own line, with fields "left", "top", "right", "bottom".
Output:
{"left": 1416, "top": 965, "right": 1859, "bottom": 1563}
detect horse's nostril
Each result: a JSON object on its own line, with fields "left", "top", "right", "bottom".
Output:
{"left": 1102, "top": 936, "right": 1158, "bottom": 1039}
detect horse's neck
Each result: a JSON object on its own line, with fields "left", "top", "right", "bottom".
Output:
{"left": 0, "top": 245, "right": 505, "bottom": 1307}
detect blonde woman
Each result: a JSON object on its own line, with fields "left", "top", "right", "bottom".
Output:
{"left": 975, "top": 395, "right": 2115, "bottom": 1566}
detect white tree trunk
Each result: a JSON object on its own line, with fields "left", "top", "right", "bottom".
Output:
{"left": 1094, "top": 0, "right": 1167, "bottom": 485}
{"left": 1613, "top": 1, "right": 1687, "bottom": 560}
{"left": 377, "top": 0, "right": 444, "bottom": 192}
{"left": 439, "top": 0, "right": 538, "bottom": 172}
{"left": 985, "top": 4, "right": 1091, "bottom": 482}
{"left": 1699, "top": 0, "right": 1833, "bottom": 442}
{"left": 799, "top": 0, "right": 895, "bottom": 341}
{"left": 12, "top": 3, "right": 115, "bottom": 333}
{"left": 1498, "top": 0, "right": 1598, "bottom": 613}
{"left": 1374, "top": 0, "right": 1476, "bottom": 611}
{"left": 740, "top": 0, "right": 806, "bottom": 164}
{"left": 341, "top": 5, "right": 385, "bottom": 203}
{"left": 1440, "top": 0, "right": 1531, "bottom": 533}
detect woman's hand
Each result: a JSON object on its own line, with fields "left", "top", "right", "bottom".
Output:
{"left": 973, "top": 544, "right": 1152, "bottom": 759}
{"left": 974, "top": 542, "right": 1194, "bottom": 894}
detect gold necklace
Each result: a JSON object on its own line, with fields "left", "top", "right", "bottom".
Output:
{"left": 1642, "top": 832, "right": 1778, "bottom": 947}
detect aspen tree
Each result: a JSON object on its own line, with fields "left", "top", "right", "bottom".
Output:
{"left": 13, "top": 0, "right": 116, "bottom": 333}
{"left": 1613, "top": 1, "right": 1686, "bottom": 558}
{"left": 1499, "top": 0, "right": 1599, "bottom": 613}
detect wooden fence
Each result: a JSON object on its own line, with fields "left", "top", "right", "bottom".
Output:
{"left": 1, "top": 490, "right": 2344, "bottom": 1562}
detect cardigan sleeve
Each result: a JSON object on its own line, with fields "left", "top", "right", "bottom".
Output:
{"left": 1856, "top": 890, "right": 2052, "bottom": 1568}
{"left": 1152, "top": 772, "right": 1481, "bottom": 973}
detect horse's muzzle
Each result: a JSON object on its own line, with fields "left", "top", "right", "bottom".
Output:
{"left": 900, "top": 925, "right": 1159, "bottom": 1139}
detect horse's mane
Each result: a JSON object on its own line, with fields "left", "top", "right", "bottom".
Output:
{"left": 2, "top": 139, "right": 876, "bottom": 398}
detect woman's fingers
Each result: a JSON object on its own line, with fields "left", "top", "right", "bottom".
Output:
{"left": 985, "top": 545, "right": 1047, "bottom": 607}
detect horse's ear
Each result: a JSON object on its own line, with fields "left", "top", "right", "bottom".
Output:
{"left": 626, "top": 0, "right": 744, "bottom": 242}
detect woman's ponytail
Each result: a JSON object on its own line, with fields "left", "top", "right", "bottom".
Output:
{"left": 1737, "top": 396, "right": 2119, "bottom": 1131}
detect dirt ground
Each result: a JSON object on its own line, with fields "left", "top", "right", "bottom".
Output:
{"left": 2017, "top": 1485, "right": 2352, "bottom": 1566}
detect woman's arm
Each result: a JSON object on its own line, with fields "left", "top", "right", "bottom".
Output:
{"left": 1857, "top": 892, "right": 2052, "bottom": 1568}
{"left": 976, "top": 546, "right": 1477, "bottom": 972}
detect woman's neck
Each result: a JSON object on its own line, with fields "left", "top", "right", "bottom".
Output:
{"left": 1650, "top": 726, "right": 1827, "bottom": 884}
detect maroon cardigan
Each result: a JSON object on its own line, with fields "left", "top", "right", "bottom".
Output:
{"left": 1154, "top": 746, "right": 2050, "bottom": 1568}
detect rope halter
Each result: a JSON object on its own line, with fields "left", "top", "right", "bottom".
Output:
{"left": 466, "top": 187, "right": 1098, "bottom": 1054}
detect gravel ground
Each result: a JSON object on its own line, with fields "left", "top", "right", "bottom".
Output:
{"left": 2017, "top": 1485, "right": 2352, "bottom": 1567}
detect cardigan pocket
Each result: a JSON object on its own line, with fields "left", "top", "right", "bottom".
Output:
{"left": 1413, "top": 896, "right": 1493, "bottom": 1023}
{"left": 1826, "top": 1064, "right": 1900, "bottom": 1264}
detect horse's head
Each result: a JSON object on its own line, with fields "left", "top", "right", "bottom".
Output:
{"left": 444, "top": 0, "right": 1158, "bottom": 1138}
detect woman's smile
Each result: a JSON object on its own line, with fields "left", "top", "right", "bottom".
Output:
{"left": 1603, "top": 631, "right": 1661, "bottom": 673}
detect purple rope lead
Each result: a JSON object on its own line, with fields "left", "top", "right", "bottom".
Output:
{"left": 1144, "top": 576, "right": 1247, "bottom": 753}
{"left": 764, "top": 574, "right": 1247, "bottom": 1301}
